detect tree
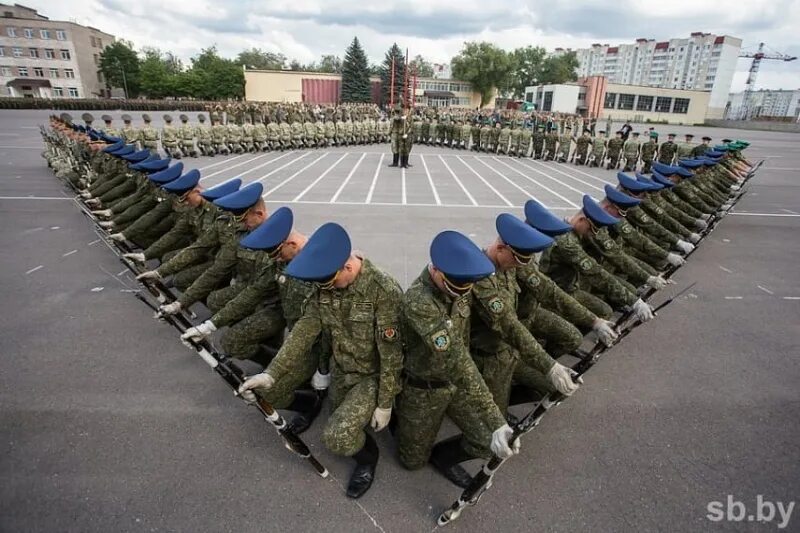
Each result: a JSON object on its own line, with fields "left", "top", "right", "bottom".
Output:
{"left": 451, "top": 41, "right": 514, "bottom": 107}
{"left": 236, "top": 48, "right": 287, "bottom": 70}
{"left": 289, "top": 59, "right": 303, "bottom": 71}
{"left": 380, "top": 44, "right": 407, "bottom": 107}
{"left": 138, "top": 48, "right": 176, "bottom": 98}
{"left": 340, "top": 37, "right": 372, "bottom": 103}
{"left": 190, "top": 46, "right": 245, "bottom": 100}
{"left": 410, "top": 54, "right": 434, "bottom": 78}
{"left": 317, "top": 54, "right": 342, "bottom": 74}
{"left": 539, "top": 51, "right": 580, "bottom": 85}
{"left": 98, "top": 40, "right": 141, "bottom": 97}
{"left": 508, "top": 46, "right": 547, "bottom": 98}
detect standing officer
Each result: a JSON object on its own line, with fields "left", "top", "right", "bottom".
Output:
{"left": 388, "top": 103, "right": 403, "bottom": 168}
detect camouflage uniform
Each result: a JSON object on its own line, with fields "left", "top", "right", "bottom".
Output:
{"left": 640, "top": 139, "right": 657, "bottom": 173}
{"left": 658, "top": 140, "right": 677, "bottom": 165}
{"left": 582, "top": 227, "right": 655, "bottom": 288}
{"left": 622, "top": 137, "right": 640, "bottom": 171}
{"left": 227, "top": 123, "right": 244, "bottom": 154}
{"left": 161, "top": 116, "right": 181, "bottom": 158}
{"left": 195, "top": 116, "right": 214, "bottom": 156}
{"left": 211, "top": 119, "right": 230, "bottom": 155}
{"left": 156, "top": 206, "right": 224, "bottom": 291}
{"left": 588, "top": 136, "right": 606, "bottom": 167}
{"left": 610, "top": 218, "right": 670, "bottom": 270}
{"left": 605, "top": 136, "right": 625, "bottom": 169}
{"left": 177, "top": 116, "right": 198, "bottom": 157}
{"left": 139, "top": 116, "right": 160, "bottom": 155}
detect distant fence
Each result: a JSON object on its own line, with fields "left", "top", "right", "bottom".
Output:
{"left": 705, "top": 119, "right": 800, "bottom": 134}
{"left": 0, "top": 98, "right": 224, "bottom": 111}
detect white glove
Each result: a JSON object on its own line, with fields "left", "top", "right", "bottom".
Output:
{"left": 675, "top": 240, "right": 694, "bottom": 254}
{"left": 400, "top": 116, "right": 406, "bottom": 121}
{"left": 666, "top": 252, "right": 685, "bottom": 267}
{"left": 694, "top": 218, "right": 707, "bottom": 230}
{"left": 85, "top": 198, "right": 101, "bottom": 207}
{"left": 547, "top": 362, "right": 582, "bottom": 397}
{"left": 370, "top": 407, "right": 392, "bottom": 432}
{"left": 136, "top": 270, "right": 161, "bottom": 281}
{"left": 237, "top": 372, "right": 275, "bottom": 404}
{"left": 688, "top": 233, "right": 701, "bottom": 244}
{"left": 80, "top": 191, "right": 92, "bottom": 199}
{"left": 632, "top": 298, "right": 654, "bottom": 322}
{"left": 490, "top": 424, "right": 521, "bottom": 460}
{"left": 700, "top": 213, "right": 711, "bottom": 221}
{"left": 646, "top": 275, "right": 669, "bottom": 290}
{"left": 592, "top": 318, "right": 619, "bottom": 347}
{"left": 180, "top": 320, "right": 216, "bottom": 344}
{"left": 159, "top": 301, "right": 182, "bottom": 315}
{"left": 311, "top": 370, "right": 331, "bottom": 391}
{"left": 99, "top": 220, "right": 114, "bottom": 229}
{"left": 123, "top": 252, "right": 145, "bottom": 263}
{"left": 720, "top": 203, "right": 732, "bottom": 211}
{"left": 92, "top": 209, "right": 112, "bottom": 218}
{"left": 402, "top": 134, "right": 408, "bottom": 139}
{"left": 730, "top": 184, "right": 741, "bottom": 191}
{"left": 109, "top": 232, "right": 126, "bottom": 242}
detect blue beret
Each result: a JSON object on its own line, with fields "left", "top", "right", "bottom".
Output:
{"left": 651, "top": 162, "right": 676, "bottom": 176}
{"left": 88, "top": 130, "right": 99, "bottom": 141}
{"left": 201, "top": 178, "right": 242, "bottom": 201}
{"left": 149, "top": 162, "right": 184, "bottom": 185}
{"left": 102, "top": 140, "right": 125, "bottom": 153}
{"left": 651, "top": 171, "right": 675, "bottom": 188}
{"left": 110, "top": 144, "right": 135, "bottom": 157}
{"left": 604, "top": 184, "right": 642, "bottom": 207}
{"left": 240, "top": 207, "right": 294, "bottom": 250}
{"left": 162, "top": 169, "right": 201, "bottom": 195}
{"left": 102, "top": 135, "right": 123, "bottom": 145}
{"left": 128, "top": 152, "right": 160, "bottom": 170}
{"left": 699, "top": 157, "right": 718, "bottom": 166}
{"left": 134, "top": 157, "right": 171, "bottom": 174}
{"left": 636, "top": 174, "right": 664, "bottom": 191}
{"left": 496, "top": 213, "right": 554, "bottom": 254}
{"left": 582, "top": 195, "right": 619, "bottom": 227}
{"left": 122, "top": 149, "right": 151, "bottom": 163}
{"left": 705, "top": 150, "right": 724, "bottom": 158}
{"left": 524, "top": 199, "right": 571, "bottom": 236}
{"left": 678, "top": 159, "right": 704, "bottom": 169}
{"left": 618, "top": 173, "right": 652, "bottom": 193}
{"left": 213, "top": 182, "right": 264, "bottom": 215}
{"left": 430, "top": 230, "right": 494, "bottom": 283}
{"left": 286, "top": 222, "right": 351, "bottom": 282}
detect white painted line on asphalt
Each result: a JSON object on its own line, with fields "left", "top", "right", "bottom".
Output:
{"left": 493, "top": 157, "right": 579, "bottom": 208}
{"left": 201, "top": 152, "right": 276, "bottom": 180}
{"left": 117, "top": 269, "right": 128, "bottom": 276}
{"left": 548, "top": 162, "right": 616, "bottom": 186}
{"left": 719, "top": 266, "right": 734, "bottom": 273}
{"left": 724, "top": 296, "right": 744, "bottom": 300}
{"left": 521, "top": 159, "right": 605, "bottom": 192}
{"left": 62, "top": 249, "right": 78, "bottom": 257}
{"left": 511, "top": 158, "right": 594, "bottom": 196}
{"left": 198, "top": 153, "right": 248, "bottom": 171}
{"left": 294, "top": 153, "right": 349, "bottom": 202}
{"left": 757, "top": 285, "right": 774, "bottom": 295}
{"left": 456, "top": 155, "right": 513, "bottom": 207}
{"left": 730, "top": 212, "right": 800, "bottom": 217}
{"left": 765, "top": 167, "right": 797, "bottom": 171}
{"left": 0, "top": 133, "right": 20, "bottom": 137}
{"left": 263, "top": 198, "right": 577, "bottom": 209}
{"left": 0, "top": 196, "right": 72, "bottom": 200}
{"left": 23, "top": 227, "right": 44, "bottom": 234}
{"left": 439, "top": 155, "right": 477, "bottom": 206}
{"left": 254, "top": 152, "right": 312, "bottom": 187}
{"left": 330, "top": 153, "right": 366, "bottom": 203}
{"left": 25, "top": 265, "right": 43, "bottom": 275}
{"left": 783, "top": 296, "right": 800, "bottom": 300}
{"left": 87, "top": 239, "right": 101, "bottom": 246}
{"left": 365, "top": 154, "right": 384, "bottom": 204}
{"left": 780, "top": 209, "right": 799, "bottom": 215}
{"left": 474, "top": 157, "right": 545, "bottom": 205}
{"left": 401, "top": 167, "right": 407, "bottom": 205}
{"left": 0, "top": 145, "right": 40, "bottom": 149}
{"left": 420, "top": 155, "right": 442, "bottom": 206}
{"left": 262, "top": 152, "right": 326, "bottom": 197}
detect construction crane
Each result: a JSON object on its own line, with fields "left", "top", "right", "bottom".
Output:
{"left": 737, "top": 43, "right": 797, "bottom": 119}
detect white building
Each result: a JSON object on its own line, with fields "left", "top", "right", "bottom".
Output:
{"left": 432, "top": 63, "right": 451, "bottom": 80}
{"left": 0, "top": 3, "right": 115, "bottom": 98}
{"left": 726, "top": 89, "right": 800, "bottom": 120}
{"left": 524, "top": 83, "right": 581, "bottom": 114}
{"left": 568, "top": 33, "right": 741, "bottom": 119}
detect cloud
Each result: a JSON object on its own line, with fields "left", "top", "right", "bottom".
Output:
{"left": 20, "top": 0, "right": 800, "bottom": 91}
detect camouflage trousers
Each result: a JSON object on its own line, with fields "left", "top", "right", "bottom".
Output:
{"left": 259, "top": 337, "right": 322, "bottom": 409}
{"left": 99, "top": 181, "right": 136, "bottom": 205}
{"left": 395, "top": 382, "right": 494, "bottom": 470}
{"left": 520, "top": 306, "right": 583, "bottom": 357}
{"left": 90, "top": 173, "right": 127, "bottom": 197}
{"left": 622, "top": 152, "right": 638, "bottom": 171}
{"left": 512, "top": 362, "right": 555, "bottom": 398}
{"left": 322, "top": 370, "right": 378, "bottom": 457}
{"left": 573, "top": 289, "right": 613, "bottom": 320}
{"left": 472, "top": 347, "right": 518, "bottom": 414}
{"left": 114, "top": 198, "right": 157, "bottom": 229}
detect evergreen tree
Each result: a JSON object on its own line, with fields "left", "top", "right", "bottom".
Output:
{"left": 340, "top": 37, "right": 372, "bottom": 103}
{"left": 380, "top": 44, "right": 407, "bottom": 107}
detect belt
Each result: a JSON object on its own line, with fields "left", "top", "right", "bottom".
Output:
{"left": 403, "top": 371, "right": 450, "bottom": 390}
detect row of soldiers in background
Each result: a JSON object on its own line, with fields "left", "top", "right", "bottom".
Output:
{"left": 0, "top": 97, "right": 212, "bottom": 111}
{"left": 43, "top": 111, "right": 755, "bottom": 503}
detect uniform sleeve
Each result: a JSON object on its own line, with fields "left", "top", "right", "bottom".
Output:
{"left": 178, "top": 229, "right": 239, "bottom": 308}
{"left": 472, "top": 277, "right": 556, "bottom": 376}
{"left": 157, "top": 219, "right": 221, "bottom": 276}
{"left": 143, "top": 211, "right": 192, "bottom": 260}
{"left": 267, "top": 296, "right": 322, "bottom": 383}
{"left": 374, "top": 282, "right": 404, "bottom": 409}
{"left": 211, "top": 265, "right": 276, "bottom": 328}
{"left": 123, "top": 200, "right": 173, "bottom": 242}
{"left": 618, "top": 222, "right": 669, "bottom": 267}
{"left": 663, "top": 191, "right": 704, "bottom": 218}
{"left": 518, "top": 268, "right": 597, "bottom": 329}
{"left": 659, "top": 198, "right": 699, "bottom": 229}
{"left": 641, "top": 200, "right": 692, "bottom": 238}
{"left": 628, "top": 207, "right": 681, "bottom": 246}
{"left": 673, "top": 184, "right": 715, "bottom": 214}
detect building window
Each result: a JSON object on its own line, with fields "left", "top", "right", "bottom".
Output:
{"left": 542, "top": 91, "right": 553, "bottom": 111}
{"left": 0, "top": 47, "right": 3, "bottom": 57}
{"left": 617, "top": 93, "right": 635, "bottom": 110}
{"left": 33, "top": 67, "right": 44, "bottom": 77}
{"left": 12, "top": 47, "right": 22, "bottom": 57}
{"left": 40, "top": 29, "right": 50, "bottom": 39}
{"left": 49, "top": 68, "right": 59, "bottom": 78}
{"left": 604, "top": 92, "right": 617, "bottom": 108}
{"left": 18, "top": 66, "right": 28, "bottom": 77}
{"left": 90, "top": 36, "right": 96, "bottom": 47}
{"left": 45, "top": 48, "right": 54, "bottom": 59}
{"left": 24, "top": 28, "right": 33, "bottom": 38}
{"left": 52, "top": 87, "right": 63, "bottom": 97}
{"left": 1, "top": 66, "right": 11, "bottom": 76}
{"left": 29, "top": 48, "right": 39, "bottom": 58}
{"left": 6, "top": 27, "right": 16, "bottom": 37}
{"left": 60, "top": 49, "right": 71, "bottom": 60}
{"left": 673, "top": 98, "right": 690, "bottom": 114}
{"left": 68, "top": 87, "right": 79, "bottom": 97}
{"left": 93, "top": 53, "right": 99, "bottom": 65}
{"left": 96, "top": 38, "right": 102, "bottom": 48}
{"left": 64, "top": 68, "right": 74, "bottom": 78}
{"left": 636, "top": 95, "right": 654, "bottom": 111}
{"left": 655, "top": 97, "right": 672, "bottom": 113}
{"left": 56, "top": 30, "right": 66, "bottom": 40}
{"left": 97, "top": 71, "right": 103, "bottom": 83}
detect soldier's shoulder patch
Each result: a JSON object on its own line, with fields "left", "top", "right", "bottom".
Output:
{"left": 277, "top": 274, "right": 286, "bottom": 284}
{"left": 640, "top": 213, "right": 650, "bottom": 222}
{"left": 602, "top": 239, "right": 614, "bottom": 250}
{"left": 579, "top": 258, "right": 594, "bottom": 272}
{"left": 526, "top": 273, "right": 541, "bottom": 287}
{"left": 431, "top": 329, "right": 450, "bottom": 351}
{"left": 382, "top": 327, "right": 399, "bottom": 342}
{"left": 488, "top": 297, "right": 504, "bottom": 314}
{"left": 655, "top": 207, "right": 664, "bottom": 215}
{"left": 621, "top": 223, "right": 633, "bottom": 234}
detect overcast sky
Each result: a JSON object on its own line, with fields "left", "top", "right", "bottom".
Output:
{"left": 29, "top": 0, "right": 800, "bottom": 91}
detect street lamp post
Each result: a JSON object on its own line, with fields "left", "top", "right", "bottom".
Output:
{"left": 115, "top": 60, "right": 129, "bottom": 99}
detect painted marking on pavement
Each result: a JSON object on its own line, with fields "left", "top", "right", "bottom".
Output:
{"left": 724, "top": 296, "right": 744, "bottom": 300}
{"left": 401, "top": 166, "right": 407, "bottom": 205}
{"left": 757, "top": 285, "right": 774, "bottom": 295}
{"left": 0, "top": 196, "right": 72, "bottom": 200}
{"left": 783, "top": 296, "right": 800, "bottom": 300}
{"left": 261, "top": 152, "right": 326, "bottom": 197}
{"left": 730, "top": 212, "right": 800, "bottom": 218}
{"left": 197, "top": 153, "right": 249, "bottom": 171}
{"left": 25, "top": 265, "right": 43, "bottom": 275}
{"left": 719, "top": 266, "right": 734, "bottom": 273}
{"left": 330, "top": 152, "right": 366, "bottom": 203}
{"left": 88, "top": 239, "right": 101, "bottom": 246}
{"left": 263, "top": 199, "right": 576, "bottom": 209}
{"left": 780, "top": 209, "right": 799, "bottom": 215}
{"left": 293, "top": 153, "right": 349, "bottom": 202}
{"left": 62, "top": 249, "right": 78, "bottom": 257}
{"left": 365, "top": 154, "right": 384, "bottom": 204}
{"left": 440, "top": 155, "right": 477, "bottom": 206}
{"left": 456, "top": 155, "right": 513, "bottom": 207}
{"left": 420, "top": 155, "right": 442, "bottom": 206}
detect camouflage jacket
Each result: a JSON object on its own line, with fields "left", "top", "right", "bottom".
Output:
{"left": 624, "top": 205, "right": 680, "bottom": 248}
{"left": 640, "top": 197, "right": 693, "bottom": 238}
{"left": 581, "top": 227, "right": 653, "bottom": 287}
{"left": 516, "top": 262, "right": 596, "bottom": 329}
{"left": 211, "top": 248, "right": 280, "bottom": 328}
{"left": 609, "top": 218, "right": 669, "bottom": 269}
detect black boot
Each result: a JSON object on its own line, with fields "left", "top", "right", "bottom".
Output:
{"left": 401, "top": 154, "right": 412, "bottom": 168}
{"left": 347, "top": 434, "right": 379, "bottom": 499}
{"left": 429, "top": 435, "right": 475, "bottom": 489}
{"left": 285, "top": 389, "right": 325, "bottom": 435}
{"left": 388, "top": 153, "right": 399, "bottom": 167}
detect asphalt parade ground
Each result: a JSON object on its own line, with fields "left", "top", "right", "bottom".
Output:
{"left": 1, "top": 109, "right": 798, "bottom": 532}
